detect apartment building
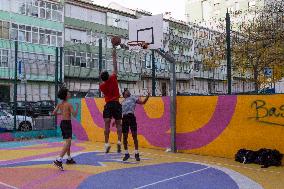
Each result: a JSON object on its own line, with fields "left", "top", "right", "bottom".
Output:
{"left": 0, "top": 0, "right": 64, "bottom": 101}
{"left": 185, "top": 0, "right": 266, "bottom": 24}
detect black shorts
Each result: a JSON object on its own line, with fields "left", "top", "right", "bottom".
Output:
{"left": 60, "top": 120, "right": 72, "bottom": 139}
{"left": 122, "top": 113, "right": 137, "bottom": 134}
{"left": 103, "top": 101, "right": 122, "bottom": 120}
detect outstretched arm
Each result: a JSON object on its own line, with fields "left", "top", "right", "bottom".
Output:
{"left": 137, "top": 92, "right": 150, "bottom": 105}
{"left": 112, "top": 47, "right": 118, "bottom": 75}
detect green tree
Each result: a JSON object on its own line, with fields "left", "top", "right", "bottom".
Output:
{"left": 202, "top": 2, "right": 284, "bottom": 92}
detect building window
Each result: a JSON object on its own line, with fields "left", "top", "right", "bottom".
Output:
{"left": 65, "top": 51, "right": 75, "bottom": 66}
{"left": 11, "top": 24, "right": 18, "bottom": 40}
{"left": 51, "top": 31, "right": 57, "bottom": 46}
{"left": 32, "top": 27, "right": 39, "bottom": 43}
{"left": 0, "top": 50, "right": 8, "bottom": 67}
{"left": 12, "top": 0, "right": 63, "bottom": 22}
{"left": 86, "top": 53, "right": 92, "bottom": 68}
{"left": 80, "top": 52, "right": 87, "bottom": 68}
{"left": 10, "top": 51, "right": 55, "bottom": 78}
{"left": 0, "top": 21, "right": 9, "bottom": 39}
{"left": 194, "top": 61, "right": 201, "bottom": 71}
{"left": 45, "top": 29, "right": 51, "bottom": 45}
{"left": 65, "top": 4, "right": 105, "bottom": 25}
{"left": 91, "top": 55, "right": 99, "bottom": 69}
{"left": 39, "top": 28, "right": 45, "bottom": 44}
{"left": 40, "top": 1, "right": 46, "bottom": 18}
{"left": 28, "top": 1, "right": 39, "bottom": 17}
{"left": 57, "top": 32, "right": 62, "bottom": 47}
{"left": 9, "top": 22, "right": 62, "bottom": 46}
{"left": 25, "top": 26, "right": 32, "bottom": 42}
{"left": 146, "top": 54, "right": 152, "bottom": 69}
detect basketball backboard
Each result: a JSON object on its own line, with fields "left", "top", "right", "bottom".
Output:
{"left": 128, "top": 14, "right": 163, "bottom": 50}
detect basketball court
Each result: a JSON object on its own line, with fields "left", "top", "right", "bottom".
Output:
{"left": 0, "top": 138, "right": 283, "bottom": 189}
{"left": 0, "top": 14, "right": 283, "bottom": 189}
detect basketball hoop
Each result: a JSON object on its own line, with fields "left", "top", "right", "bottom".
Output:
{"left": 127, "top": 41, "right": 150, "bottom": 50}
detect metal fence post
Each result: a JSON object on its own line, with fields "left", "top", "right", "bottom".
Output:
{"left": 151, "top": 50, "right": 156, "bottom": 96}
{"left": 226, "top": 11, "right": 232, "bottom": 94}
{"left": 99, "top": 39, "right": 103, "bottom": 97}
{"left": 155, "top": 49, "right": 176, "bottom": 152}
{"left": 54, "top": 47, "right": 59, "bottom": 129}
{"left": 55, "top": 47, "right": 59, "bottom": 105}
{"left": 59, "top": 47, "right": 63, "bottom": 84}
{"left": 13, "top": 41, "right": 18, "bottom": 132}
{"left": 170, "top": 61, "right": 177, "bottom": 152}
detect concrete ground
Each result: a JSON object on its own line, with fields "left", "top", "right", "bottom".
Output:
{"left": 0, "top": 138, "right": 283, "bottom": 189}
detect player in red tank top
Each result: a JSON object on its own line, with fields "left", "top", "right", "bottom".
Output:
{"left": 99, "top": 46, "right": 122, "bottom": 153}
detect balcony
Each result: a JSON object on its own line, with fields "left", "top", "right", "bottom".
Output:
{"left": 176, "top": 72, "right": 190, "bottom": 80}
{"left": 141, "top": 68, "right": 152, "bottom": 78}
{"left": 117, "top": 71, "right": 140, "bottom": 81}
{"left": 156, "top": 71, "right": 170, "bottom": 79}
{"left": 0, "top": 67, "right": 55, "bottom": 82}
{"left": 165, "top": 34, "right": 193, "bottom": 46}
{"left": 192, "top": 70, "right": 227, "bottom": 81}
{"left": 64, "top": 65, "right": 99, "bottom": 79}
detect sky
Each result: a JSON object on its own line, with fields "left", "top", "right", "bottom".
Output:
{"left": 91, "top": 0, "right": 186, "bottom": 21}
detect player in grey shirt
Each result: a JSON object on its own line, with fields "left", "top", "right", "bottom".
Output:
{"left": 121, "top": 88, "right": 150, "bottom": 161}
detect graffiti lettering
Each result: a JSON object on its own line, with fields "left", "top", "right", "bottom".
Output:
{"left": 251, "top": 100, "right": 284, "bottom": 120}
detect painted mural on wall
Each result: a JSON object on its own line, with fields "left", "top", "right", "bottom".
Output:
{"left": 4, "top": 95, "right": 282, "bottom": 158}
{"left": 64, "top": 95, "right": 284, "bottom": 158}
{"left": 176, "top": 95, "right": 284, "bottom": 158}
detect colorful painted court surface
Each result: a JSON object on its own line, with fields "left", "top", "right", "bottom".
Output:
{"left": 0, "top": 138, "right": 283, "bottom": 189}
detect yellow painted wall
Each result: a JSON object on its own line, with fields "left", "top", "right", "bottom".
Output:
{"left": 78, "top": 95, "right": 284, "bottom": 158}
{"left": 177, "top": 95, "right": 284, "bottom": 158}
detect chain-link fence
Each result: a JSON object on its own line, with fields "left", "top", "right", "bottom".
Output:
{"left": 62, "top": 2, "right": 284, "bottom": 98}
{"left": 2, "top": 1, "right": 283, "bottom": 138}
{"left": 0, "top": 40, "right": 61, "bottom": 137}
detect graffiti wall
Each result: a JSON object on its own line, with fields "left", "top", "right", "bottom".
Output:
{"left": 19, "top": 95, "right": 283, "bottom": 159}
{"left": 177, "top": 95, "right": 284, "bottom": 158}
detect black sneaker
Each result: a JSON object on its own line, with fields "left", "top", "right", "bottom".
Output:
{"left": 66, "top": 158, "right": 76, "bottom": 165}
{"left": 117, "top": 144, "right": 122, "bottom": 153}
{"left": 53, "top": 160, "right": 64, "bottom": 171}
{"left": 135, "top": 153, "right": 140, "bottom": 161}
{"left": 123, "top": 153, "right": 130, "bottom": 161}
{"left": 105, "top": 145, "right": 111, "bottom": 153}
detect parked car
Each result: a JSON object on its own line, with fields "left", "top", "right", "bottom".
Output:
{"left": 30, "top": 101, "right": 41, "bottom": 116}
{"left": 9, "top": 101, "right": 39, "bottom": 118}
{"left": 0, "top": 102, "right": 12, "bottom": 113}
{"left": 0, "top": 110, "right": 34, "bottom": 131}
{"left": 37, "top": 100, "right": 55, "bottom": 116}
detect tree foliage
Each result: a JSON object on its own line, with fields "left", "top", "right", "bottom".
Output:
{"left": 202, "top": 1, "right": 284, "bottom": 92}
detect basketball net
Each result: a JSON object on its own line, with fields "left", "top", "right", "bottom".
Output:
{"left": 127, "top": 41, "right": 151, "bottom": 60}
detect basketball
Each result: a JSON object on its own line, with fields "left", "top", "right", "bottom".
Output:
{"left": 111, "top": 36, "right": 121, "bottom": 47}
{"left": 142, "top": 42, "right": 149, "bottom": 49}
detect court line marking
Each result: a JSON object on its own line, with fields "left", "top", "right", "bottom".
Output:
{"left": 93, "top": 145, "right": 281, "bottom": 174}
{"left": 2, "top": 143, "right": 280, "bottom": 174}
{"left": 0, "top": 181, "right": 19, "bottom": 189}
{"left": 134, "top": 167, "right": 210, "bottom": 189}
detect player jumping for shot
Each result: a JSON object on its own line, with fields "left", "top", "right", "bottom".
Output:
{"left": 99, "top": 37, "right": 122, "bottom": 153}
